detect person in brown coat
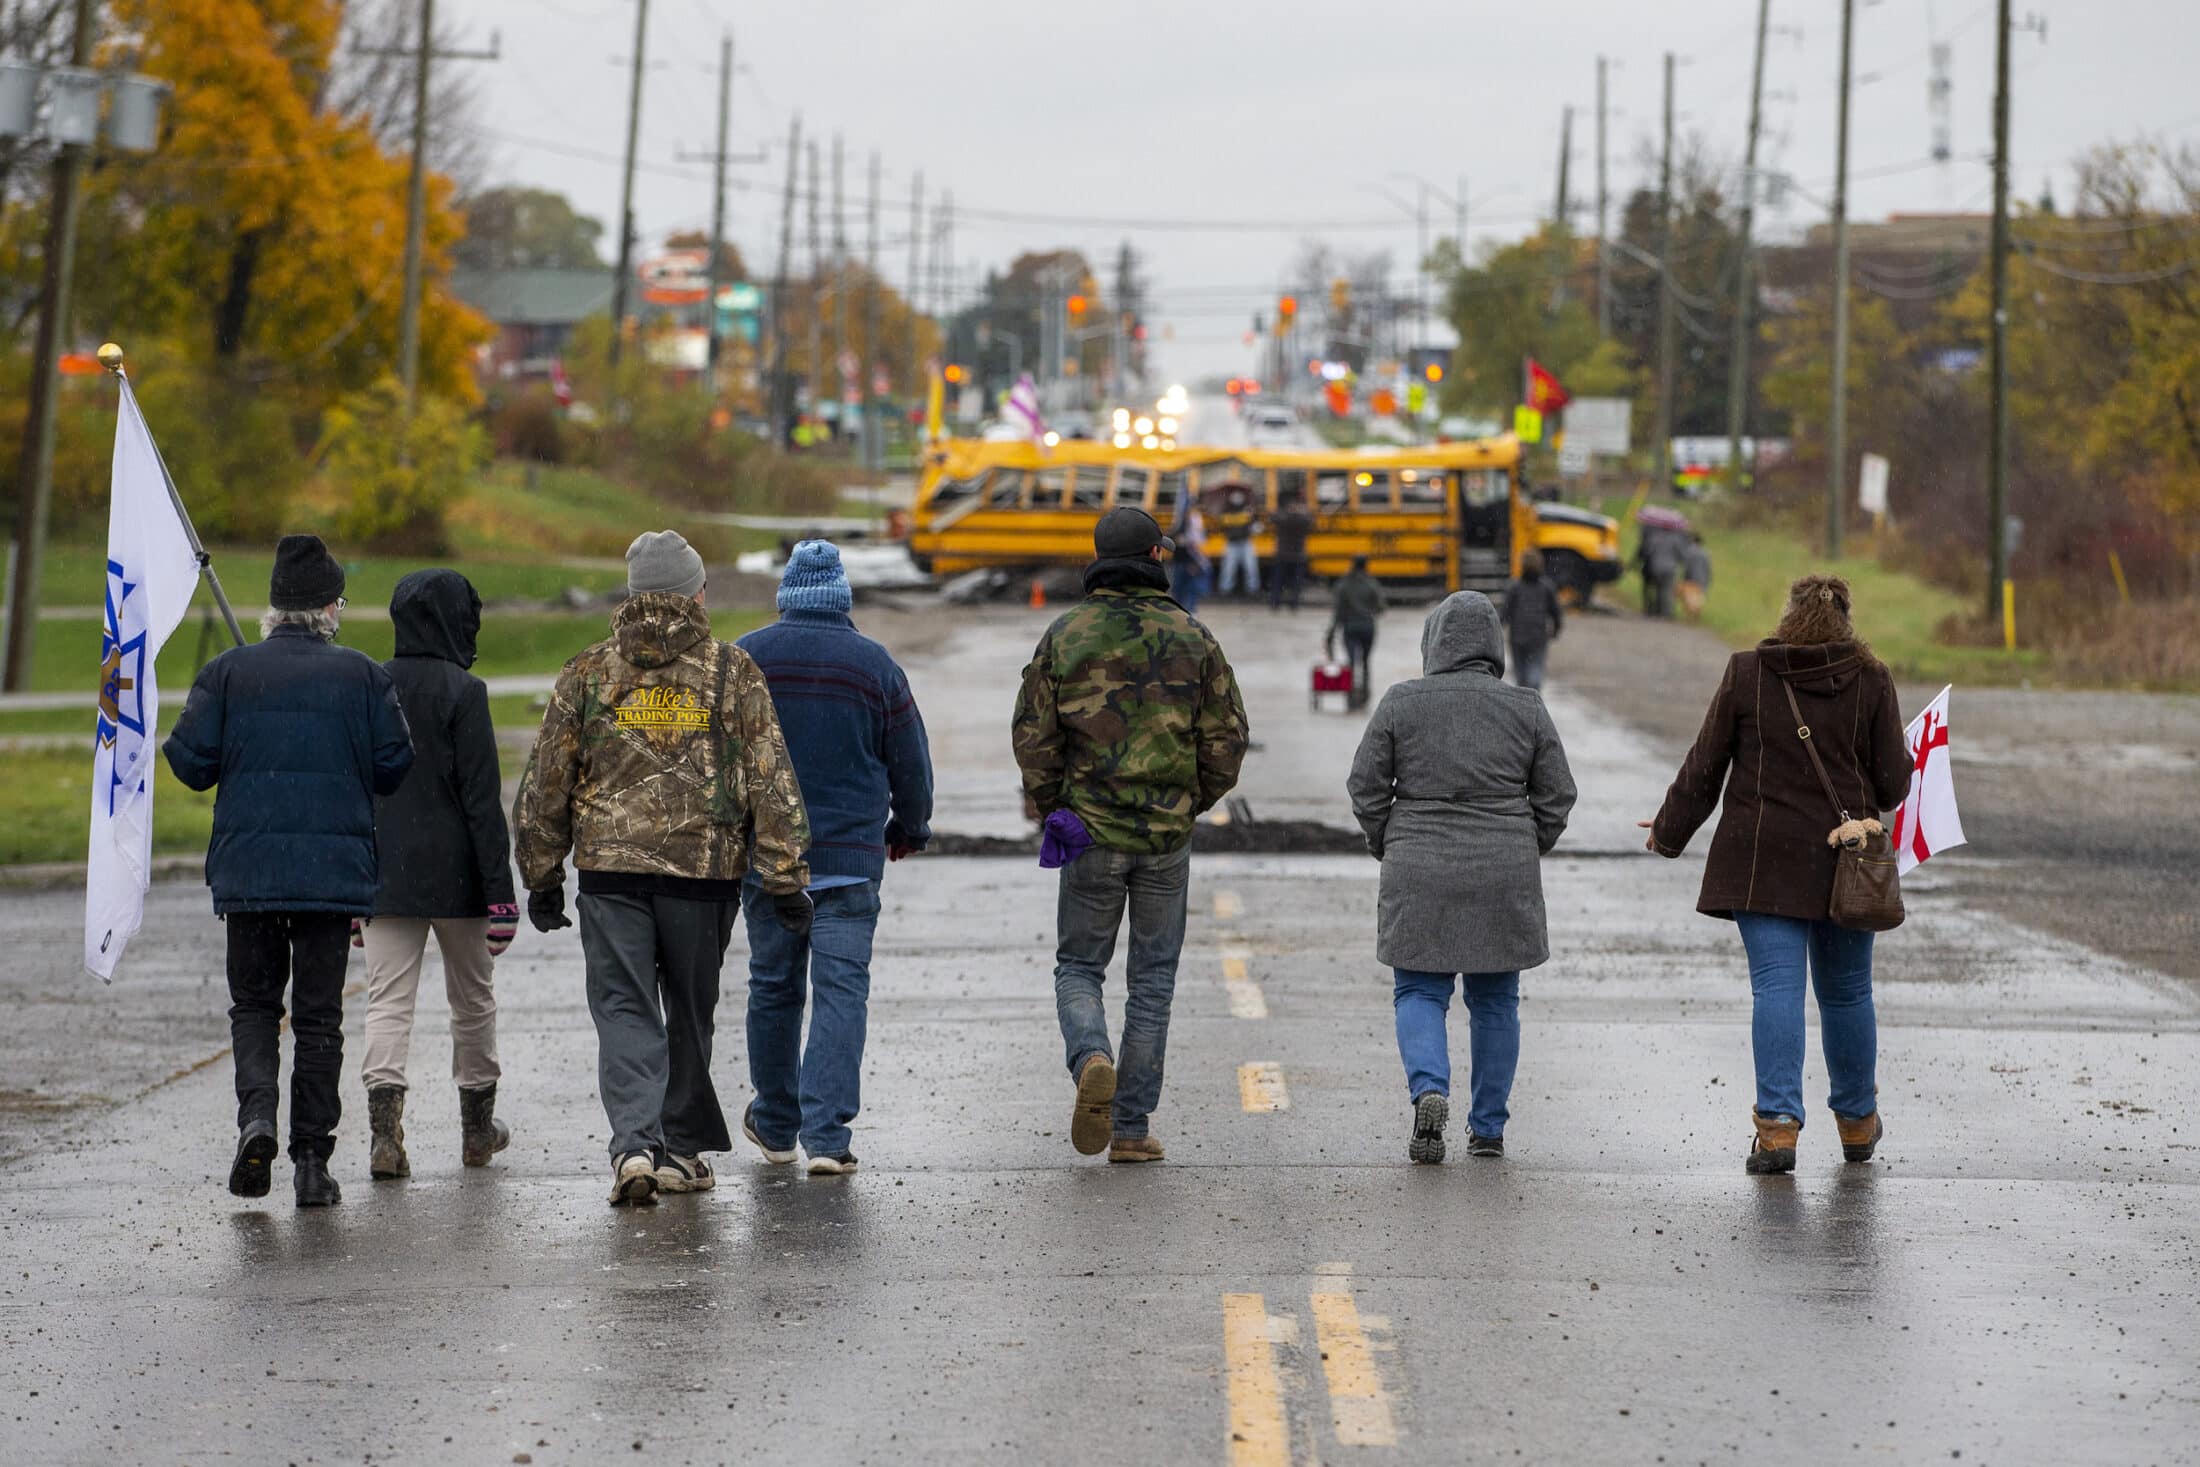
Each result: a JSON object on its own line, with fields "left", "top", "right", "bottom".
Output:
{"left": 1640, "top": 575, "right": 1911, "bottom": 1175}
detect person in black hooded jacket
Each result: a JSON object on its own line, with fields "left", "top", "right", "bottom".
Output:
{"left": 357, "top": 569, "right": 519, "bottom": 1180}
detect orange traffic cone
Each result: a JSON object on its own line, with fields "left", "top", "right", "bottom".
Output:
{"left": 1029, "top": 578, "right": 1047, "bottom": 610}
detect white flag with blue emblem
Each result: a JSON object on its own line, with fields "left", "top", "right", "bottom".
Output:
{"left": 85, "top": 377, "right": 200, "bottom": 980}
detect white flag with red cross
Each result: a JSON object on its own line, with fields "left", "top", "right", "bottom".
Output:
{"left": 1891, "top": 684, "right": 1966, "bottom": 876}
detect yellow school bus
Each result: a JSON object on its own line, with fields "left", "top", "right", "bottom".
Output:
{"left": 905, "top": 436, "right": 1621, "bottom": 599}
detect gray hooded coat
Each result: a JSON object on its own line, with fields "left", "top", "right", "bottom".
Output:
{"left": 1346, "top": 593, "right": 1578, "bottom": 974}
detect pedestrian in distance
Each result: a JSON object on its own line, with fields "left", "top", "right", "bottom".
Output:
{"left": 1268, "top": 490, "right": 1314, "bottom": 613}
{"left": 1641, "top": 574, "right": 1911, "bottom": 1174}
{"left": 1216, "top": 483, "right": 1262, "bottom": 598}
{"left": 513, "top": 530, "right": 813, "bottom": 1206}
{"left": 356, "top": 569, "right": 518, "bottom": 1182}
{"left": 1501, "top": 548, "right": 1565, "bottom": 692}
{"left": 1169, "top": 500, "right": 1210, "bottom": 613}
{"left": 1327, "top": 555, "right": 1384, "bottom": 711}
{"left": 1637, "top": 524, "right": 1683, "bottom": 619}
{"left": 163, "top": 534, "right": 416, "bottom": 1207}
{"left": 736, "top": 541, "right": 934, "bottom": 1177}
{"left": 1013, "top": 506, "right": 1249, "bottom": 1164}
{"left": 1347, "top": 592, "right": 1576, "bottom": 1164}
{"left": 1679, "top": 532, "right": 1713, "bottom": 622}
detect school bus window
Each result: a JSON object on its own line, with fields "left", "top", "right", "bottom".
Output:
{"left": 1113, "top": 465, "right": 1153, "bottom": 509}
{"left": 1031, "top": 467, "right": 1070, "bottom": 507}
{"left": 1398, "top": 469, "right": 1446, "bottom": 507}
{"left": 1462, "top": 467, "right": 1510, "bottom": 509}
{"left": 930, "top": 473, "right": 982, "bottom": 508}
{"left": 1155, "top": 472, "right": 1189, "bottom": 523}
{"left": 1354, "top": 470, "right": 1395, "bottom": 510}
{"left": 984, "top": 468, "right": 1028, "bottom": 508}
{"left": 1195, "top": 459, "right": 1256, "bottom": 498}
{"left": 1067, "top": 464, "right": 1108, "bottom": 508}
{"left": 1316, "top": 472, "right": 1351, "bottom": 512}
{"left": 1274, "top": 469, "right": 1310, "bottom": 513}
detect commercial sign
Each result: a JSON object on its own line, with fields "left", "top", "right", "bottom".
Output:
{"left": 1566, "top": 397, "right": 1631, "bottom": 455}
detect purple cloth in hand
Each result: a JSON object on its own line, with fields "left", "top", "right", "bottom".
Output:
{"left": 1040, "top": 809, "right": 1095, "bottom": 869}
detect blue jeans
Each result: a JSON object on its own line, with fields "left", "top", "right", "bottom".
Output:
{"left": 1392, "top": 969, "right": 1520, "bottom": 1139}
{"left": 1171, "top": 562, "right": 1208, "bottom": 612}
{"left": 1734, "top": 912, "right": 1878, "bottom": 1125}
{"left": 1219, "top": 539, "right": 1260, "bottom": 595}
{"left": 1512, "top": 646, "right": 1548, "bottom": 691}
{"left": 741, "top": 879, "right": 881, "bottom": 1157}
{"left": 1053, "top": 844, "right": 1191, "bottom": 1140}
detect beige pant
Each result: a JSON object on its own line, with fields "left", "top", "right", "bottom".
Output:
{"left": 361, "top": 917, "right": 500, "bottom": 1091}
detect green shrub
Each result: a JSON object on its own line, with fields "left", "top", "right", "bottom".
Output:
{"left": 322, "top": 379, "right": 488, "bottom": 554}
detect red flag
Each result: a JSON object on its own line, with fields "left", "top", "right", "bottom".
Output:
{"left": 550, "top": 358, "right": 574, "bottom": 409}
{"left": 1526, "top": 358, "right": 1572, "bottom": 414}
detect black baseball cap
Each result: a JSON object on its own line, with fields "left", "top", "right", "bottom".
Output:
{"left": 1093, "top": 506, "right": 1174, "bottom": 559}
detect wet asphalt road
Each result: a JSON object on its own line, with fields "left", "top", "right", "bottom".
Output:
{"left": 3, "top": 602, "right": 2197, "bottom": 1466}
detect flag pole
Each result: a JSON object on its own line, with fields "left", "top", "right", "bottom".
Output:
{"left": 97, "top": 344, "right": 246, "bottom": 650}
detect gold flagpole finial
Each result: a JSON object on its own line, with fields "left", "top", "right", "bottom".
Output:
{"left": 96, "top": 342, "right": 124, "bottom": 374}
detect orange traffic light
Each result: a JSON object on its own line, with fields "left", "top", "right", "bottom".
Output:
{"left": 1067, "top": 294, "right": 1088, "bottom": 318}
{"left": 1423, "top": 362, "right": 1444, "bottom": 383}
{"left": 943, "top": 363, "right": 966, "bottom": 384}
{"left": 1278, "top": 294, "right": 1298, "bottom": 323}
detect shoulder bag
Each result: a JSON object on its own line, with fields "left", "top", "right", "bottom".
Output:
{"left": 1781, "top": 679, "right": 1905, "bottom": 932}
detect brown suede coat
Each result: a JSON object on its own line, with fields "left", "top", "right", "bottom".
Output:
{"left": 1651, "top": 641, "right": 1911, "bottom": 921}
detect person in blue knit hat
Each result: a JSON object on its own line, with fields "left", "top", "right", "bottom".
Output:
{"left": 735, "top": 540, "right": 934, "bottom": 1175}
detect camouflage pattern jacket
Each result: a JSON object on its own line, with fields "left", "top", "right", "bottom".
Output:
{"left": 513, "top": 593, "right": 810, "bottom": 894}
{"left": 1012, "top": 566, "right": 1250, "bottom": 854}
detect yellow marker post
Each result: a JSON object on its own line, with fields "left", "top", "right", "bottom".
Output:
{"left": 2108, "top": 550, "right": 2131, "bottom": 604}
{"left": 1222, "top": 1294, "right": 1289, "bottom": 1467}
{"left": 1311, "top": 1291, "right": 1398, "bottom": 1447}
{"left": 2001, "top": 579, "right": 2016, "bottom": 652}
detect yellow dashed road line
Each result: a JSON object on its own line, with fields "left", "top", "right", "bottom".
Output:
{"left": 1213, "top": 889, "right": 1243, "bottom": 921}
{"left": 1238, "top": 1061, "right": 1290, "bottom": 1112}
{"left": 1222, "top": 1293, "right": 1289, "bottom": 1467}
{"left": 1221, "top": 948, "right": 1268, "bottom": 1019}
{"left": 1311, "top": 1290, "right": 1398, "bottom": 1447}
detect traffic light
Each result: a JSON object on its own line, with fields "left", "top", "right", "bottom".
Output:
{"left": 1277, "top": 295, "right": 1298, "bottom": 328}
{"left": 1067, "top": 294, "right": 1088, "bottom": 320}
{"left": 943, "top": 363, "right": 966, "bottom": 384}
{"left": 1423, "top": 362, "right": 1444, "bottom": 384}
{"left": 1329, "top": 277, "right": 1351, "bottom": 316}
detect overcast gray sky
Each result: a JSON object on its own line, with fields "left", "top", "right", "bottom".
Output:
{"left": 452, "top": 0, "right": 2196, "bottom": 380}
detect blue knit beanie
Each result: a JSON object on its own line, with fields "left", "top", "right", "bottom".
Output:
{"left": 777, "top": 539, "right": 853, "bottom": 614}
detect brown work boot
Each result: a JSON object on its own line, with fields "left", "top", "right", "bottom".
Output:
{"left": 1746, "top": 1109, "right": 1800, "bottom": 1175}
{"left": 1070, "top": 1053, "right": 1117, "bottom": 1156}
{"left": 1835, "top": 1110, "right": 1885, "bottom": 1162}
{"left": 459, "top": 1083, "right": 510, "bottom": 1168}
{"left": 1109, "top": 1135, "right": 1165, "bottom": 1164}
{"left": 366, "top": 1085, "right": 408, "bottom": 1180}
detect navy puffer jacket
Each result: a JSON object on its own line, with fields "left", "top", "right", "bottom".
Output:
{"left": 164, "top": 623, "right": 416, "bottom": 916}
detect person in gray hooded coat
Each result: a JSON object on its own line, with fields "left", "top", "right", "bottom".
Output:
{"left": 1346, "top": 592, "right": 1577, "bottom": 1163}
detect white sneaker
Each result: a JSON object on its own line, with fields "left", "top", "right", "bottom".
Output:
{"left": 609, "top": 1151, "right": 659, "bottom": 1206}
{"left": 742, "top": 1102, "right": 795, "bottom": 1165}
{"left": 654, "top": 1153, "right": 715, "bottom": 1193}
{"left": 805, "top": 1151, "right": 858, "bottom": 1176}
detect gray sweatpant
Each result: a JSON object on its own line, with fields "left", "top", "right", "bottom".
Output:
{"left": 577, "top": 892, "right": 736, "bottom": 1160}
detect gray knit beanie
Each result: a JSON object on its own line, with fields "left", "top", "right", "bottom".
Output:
{"left": 626, "top": 530, "right": 706, "bottom": 599}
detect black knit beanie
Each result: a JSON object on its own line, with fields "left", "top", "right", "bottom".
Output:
{"left": 269, "top": 534, "right": 346, "bottom": 611}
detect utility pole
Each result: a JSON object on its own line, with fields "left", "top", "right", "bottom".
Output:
{"left": 863, "top": 150, "right": 881, "bottom": 479}
{"left": 1596, "top": 55, "right": 1611, "bottom": 336}
{"left": 1725, "top": 0, "right": 1773, "bottom": 499}
{"left": 1456, "top": 175, "right": 1468, "bottom": 259}
{"left": 805, "top": 138, "right": 822, "bottom": 412}
{"left": 769, "top": 112, "right": 801, "bottom": 443}
{"left": 1652, "top": 52, "right": 1678, "bottom": 497}
{"left": 1827, "top": 0, "right": 1856, "bottom": 558}
{"left": 1987, "top": 0, "right": 2014, "bottom": 615}
{"left": 831, "top": 133, "right": 847, "bottom": 421}
{"left": 698, "top": 33, "right": 732, "bottom": 397}
{"left": 904, "top": 171, "right": 924, "bottom": 388}
{"left": 1554, "top": 105, "right": 1573, "bottom": 229}
{"left": 1552, "top": 106, "right": 1574, "bottom": 310}
{"left": 607, "top": 0, "right": 649, "bottom": 368}
{"left": 3, "top": 0, "right": 94, "bottom": 692}
{"left": 368, "top": 0, "right": 498, "bottom": 408}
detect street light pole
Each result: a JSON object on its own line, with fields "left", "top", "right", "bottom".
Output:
{"left": 1596, "top": 54, "right": 1611, "bottom": 337}
{"left": 1725, "top": 0, "right": 1772, "bottom": 498}
{"left": 1987, "top": 0, "right": 2014, "bottom": 617}
{"left": 607, "top": 0, "right": 649, "bottom": 369}
{"left": 1827, "top": 0, "right": 1856, "bottom": 559}
{"left": 3, "top": 0, "right": 96, "bottom": 692}
{"left": 1652, "top": 52, "right": 1678, "bottom": 498}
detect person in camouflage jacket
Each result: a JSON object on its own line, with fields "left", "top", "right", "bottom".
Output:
{"left": 513, "top": 531, "right": 812, "bottom": 1205}
{"left": 1012, "top": 507, "right": 1248, "bottom": 1166}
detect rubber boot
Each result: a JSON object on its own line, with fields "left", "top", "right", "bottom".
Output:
{"left": 1835, "top": 1109, "right": 1885, "bottom": 1162}
{"left": 1746, "top": 1109, "right": 1800, "bottom": 1175}
{"left": 459, "top": 1083, "right": 510, "bottom": 1168}
{"left": 367, "top": 1085, "right": 409, "bottom": 1180}
{"left": 294, "top": 1152, "right": 342, "bottom": 1207}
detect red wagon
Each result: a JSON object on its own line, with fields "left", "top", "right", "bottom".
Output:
{"left": 1310, "top": 661, "right": 1354, "bottom": 711}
